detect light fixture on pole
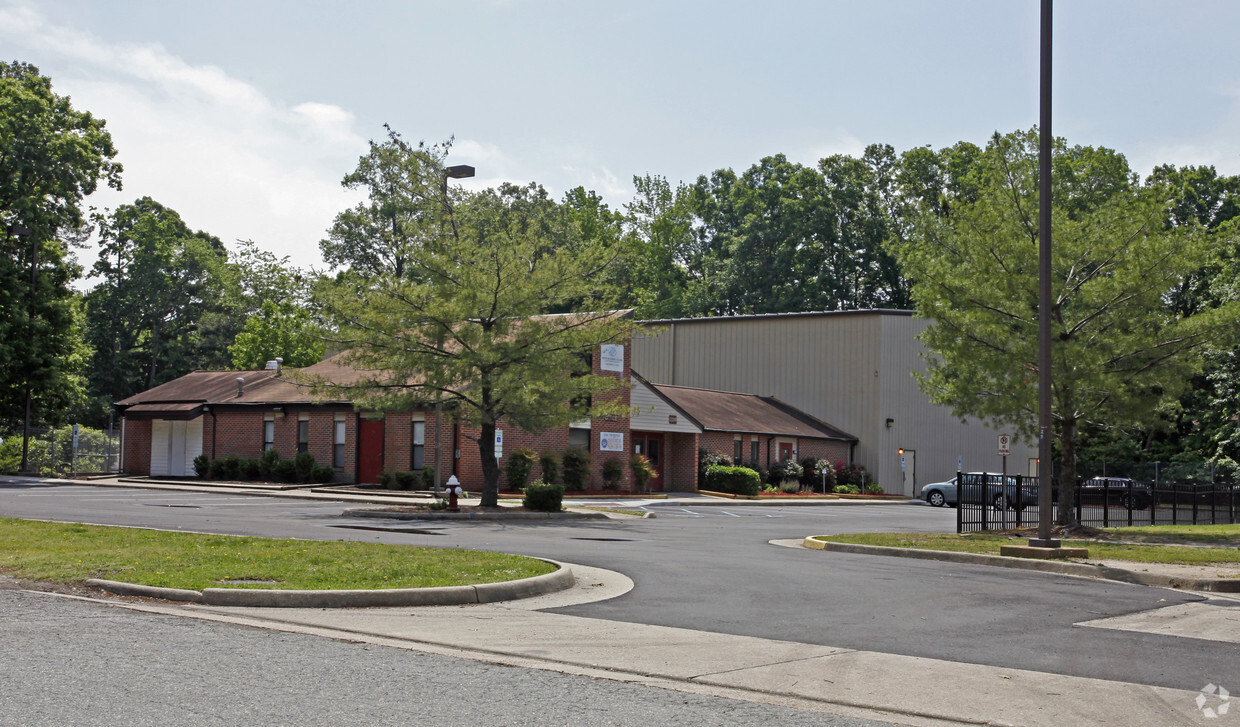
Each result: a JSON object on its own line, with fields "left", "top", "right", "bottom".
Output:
{"left": 432, "top": 164, "right": 476, "bottom": 491}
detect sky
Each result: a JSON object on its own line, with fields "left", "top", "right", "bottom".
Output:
{"left": 4, "top": 0, "right": 1240, "bottom": 278}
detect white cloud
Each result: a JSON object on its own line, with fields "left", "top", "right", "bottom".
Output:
{"left": 0, "top": 2, "right": 369, "bottom": 276}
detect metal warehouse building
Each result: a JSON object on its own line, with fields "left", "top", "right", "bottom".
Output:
{"left": 632, "top": 309, "right": 1036, "bottom": 496}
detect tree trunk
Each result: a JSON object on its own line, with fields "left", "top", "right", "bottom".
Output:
{"left": 1056, "top": 417, "right": 1078, "bottom": 526}
{"left": 477, "top": 418, "right": 500, "bottom": 507}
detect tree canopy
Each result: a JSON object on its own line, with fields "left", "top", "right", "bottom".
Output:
{"left": 0, "top": 61, "right": 122, "bottom": 426}
{"left": 314, "top": 141, "right": 637, "bottom": 505}
{"left": 890, "top": 129, "right": 1240, "bottom": 522}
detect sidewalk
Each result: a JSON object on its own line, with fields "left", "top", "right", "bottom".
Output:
{"left": 92, "top": 563, "right": 1220, "bottom": 727}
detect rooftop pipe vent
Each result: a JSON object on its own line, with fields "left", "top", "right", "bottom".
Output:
{"left": 235, "top": 377, "right": 245, "bottom": 398}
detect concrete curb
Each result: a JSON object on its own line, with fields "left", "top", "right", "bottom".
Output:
{"left": 86, "top": 561, "right": 576, "bottom": 607}
{"left": 801, "top": 538, "right": 1240, "bottom": 593}
{"left": 345, "top": 508, "right": 607, "bottom": 521}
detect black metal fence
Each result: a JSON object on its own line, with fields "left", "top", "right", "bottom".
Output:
{"left": 956, "top": 472, "right": 1240, "bottom": 533}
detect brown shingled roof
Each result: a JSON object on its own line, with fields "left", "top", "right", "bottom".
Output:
{"left": 650, "top": 383, "right": 855, "bottom": 441}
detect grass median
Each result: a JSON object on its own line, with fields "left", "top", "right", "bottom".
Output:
{"left": 812, "top": 524, "right": 1240, "bottom": 569}
{"left": 0, "top": 517, "right": 555, "bottom": 591}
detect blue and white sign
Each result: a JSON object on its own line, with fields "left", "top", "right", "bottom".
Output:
{"left": 599, "top": 431, "right": 624, "bottom": 452}
{"left": 600, "top": 344, "right": 624, "bottom": 373}
{"left": 494, "top": 429, "right": 503, "bottom": 459}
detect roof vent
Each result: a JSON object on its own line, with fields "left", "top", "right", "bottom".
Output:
{"left": 264, "top": 357, "right": 285, "bottom": 372}
{"left": 236, "top": 377, "right": 245, "bottom": 398}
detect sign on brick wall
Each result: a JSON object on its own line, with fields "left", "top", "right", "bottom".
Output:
{"left": 599, "top": 431, "right": 624, "bottom": 452}
{"left": 600, "top": 344, "right": 624, "bottom": 372}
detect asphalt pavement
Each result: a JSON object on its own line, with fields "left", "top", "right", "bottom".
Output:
{"left": 3, "top": 476, "right": 1239, "bottom": 725}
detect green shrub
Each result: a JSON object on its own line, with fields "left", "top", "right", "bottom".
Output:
{"left": 273, "top": 459, "right": 297, "bottom": 482}
{"left": 394, "top": 470, "right": 417, "bottom": 490}
{"left": 294, "top": 451, "right": 316, "bottom": 482}
{"left": 865, "top": 482, "right": 885, "bottom": 495}
{"left": 239, "top": 458, "right": 261, "bottom": 480}
{"left": 704, "top": 465, "right": 761, "bottom": 496}
{"left": 379, "top": 472, "right": 395, "bottom": 489}
{"left": 208, "top": 458, "right": 227, "bottom": 479}
{"left": 221, "top": 455, "right": 241, "bottom": 480}
{"left": 803, "top": 458, "right": 834, "bottom": 491}
{"left": 420, "top": 466, "right": 436, "bottom": 490}
{"left": 259, "top": 448, "right": 280, "bottom": 478}
{"left": 835, "top": 483, "right": 860, "bottom": 495}
{"left": 601, "top": 457, "right": 624, "bottom": 490}
{"left": 770, "top": 459, "right": 803, "bottom": 486}
{"left": 193, "top": 454, "right": 209, "bottom": 478}
{"left": 778, "top": 479, "right": 800, "bottom": 494}
{"left": 523, "top": 480, "right": 564, "bottom": 512}
{"left": 561, "top": 447, "right": 591, "bottom": 491}
{"left": 538, "top": 451, "right": 560, "bottom": 485}
{"left": 698, "top": 448, "right": 731, "bottom": 480}
{"left": 742, "top": 460, "right": 768, "bottom": 484}
{"left": 629, "top": 454, "right": 654, "bottom": 492}
{"left": 504, "top": 447, "right": 537, "bottom": 490}
{"left": 312, "top": 465, "right": 335, "bottom": 483}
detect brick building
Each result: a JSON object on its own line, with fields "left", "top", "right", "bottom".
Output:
{"left": 116, "top": 336, "right": 854, "bottom": 492}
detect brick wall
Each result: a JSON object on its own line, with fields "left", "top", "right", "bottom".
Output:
{"left": 664, "top": 432, "right": 699, "bottom": 492}
{"left": 122, "top": 419, "right": 152, "bottom": 475}
{"left": 456, "top": 340, "right": 634, "bottom": 492}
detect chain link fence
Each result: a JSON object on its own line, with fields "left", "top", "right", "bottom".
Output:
{"left": 0, "top": 423, "right": 120, "bottom": 476}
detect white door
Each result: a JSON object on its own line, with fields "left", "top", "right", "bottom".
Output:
{"left": 901, "top": 449, "right": 916, "bottom": 497}
{"left": 168, "top": 421, "right": 187, "bottom": 476}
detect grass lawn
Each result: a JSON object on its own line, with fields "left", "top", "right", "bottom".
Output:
{"left": 0, "top": 517, "right": 555, "bottom": 591}
{"left": 812, "top": 529, "right": 1240, "bottom": 568}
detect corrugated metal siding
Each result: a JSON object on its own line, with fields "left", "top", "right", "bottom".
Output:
{"left": 633, "top": 311, "right": 1037, "bottom": 495}
{"left": 630, "top": 379, "right": 702, "bottom": 433}
{"left": 634, "top": 313, "right": 882, "bottom": 463}
{"left": 877, "top": 315, "right": 1036, "bottom": 494}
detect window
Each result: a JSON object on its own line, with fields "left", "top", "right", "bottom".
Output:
{"left": 750, "top": 440, "right": 759, "bottom": 463}
{"left": 297, "top": 416, "right": 309, "bottom": 454}
{"left": 733, "top": 438, "right": 742, "bottom": 465}
{"left": 263, "top": 414, "right": 275, "bottom": 451}
{"left": 333, "top": 416, "right": 346, "bottom": 468}
{"left": 412, "top": 420, "right": 425, "bottom": 470}
{"left": 569, "top": 427, "right": 590, "bottom": 451}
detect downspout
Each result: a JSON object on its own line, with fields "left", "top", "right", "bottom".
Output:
{"left": 766, "top": 434, "right": 776, "bottom": 471}
{"left": 452, "top": 417, "right": 460, "bottom": 477}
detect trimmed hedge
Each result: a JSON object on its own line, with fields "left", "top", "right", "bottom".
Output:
{"left": 523, "top": 480, "right": 564, "bottom": 512}
{"left": 704, "top": 465, "right": 761, "bottom": 496}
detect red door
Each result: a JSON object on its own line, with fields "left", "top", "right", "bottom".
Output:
{"left": 358, "top": 418, "right": 385, "bottom": 484}
{"left": 632, "top": 433, "right": 664, "bottom": 491}
{"left": 778, "top": 441, "right": 794, "bottom": 462}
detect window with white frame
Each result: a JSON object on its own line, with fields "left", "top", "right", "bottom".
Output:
{"left": 297, "top": 414, "right": 309, "bottom": 454}
{"left": 263, "top": 413, "right": 275, "bottom": 451}
{"left": 412, "top": 418, "right": 425, "bottom": 470}
{"left": 333, "top": 414, "right": 347, "bottom": 468}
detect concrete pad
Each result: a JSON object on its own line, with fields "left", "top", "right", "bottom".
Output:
{"left": 1080, "top": 601, "right": 1240, "bottom": 644}
{"left": 156, "top": 602, "right": 1212, "bottom": 727}
{"left": 1000, "top": 545, "right": 1090, "bottom": 559}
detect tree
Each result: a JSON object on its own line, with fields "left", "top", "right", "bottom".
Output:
{"left": 891, "top": 129, "right": 1240, "bottom": 525}
{"left": 0, "top": 61, "right": 121, "bottom": 428}
{"left": 313, "top": 147, "right": 638, "bottom": 507}
{"left": 84, "top": 198, "right": 230, "bottom": 418}
{"left": 320, "top": 127, "right": 453, "bottom": 279}
{"left": 228, "top": 299, "right": 324, "bottom": 370}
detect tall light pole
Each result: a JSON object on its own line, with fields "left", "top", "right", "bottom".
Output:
{"left": 432, "top": 164, "right": 475, "bottom": 489}
{"left": 7, "top": 224, "right": 36, "bottom": 474}
{"left": 1030, "top": 0, "right": 1060, "bottom": 549}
